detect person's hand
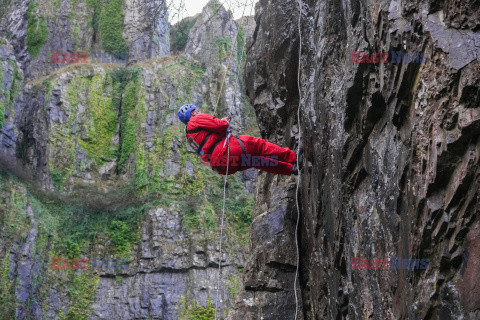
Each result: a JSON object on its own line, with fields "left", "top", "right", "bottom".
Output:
{"left": 221, "top": 116, "right": 229, "bottom": 121}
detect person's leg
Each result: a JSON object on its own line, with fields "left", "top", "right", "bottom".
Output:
{"left": 240, "top": 135, "right": 296, "bottom": 163}
{"left": 239, "top": 135, "right": 296, "bottom": 164}
{"left": 239, "top": 135, "right": 296, "bottom": 175}
{"left": 247, "top": 156, "right": 294, "bottom": 175}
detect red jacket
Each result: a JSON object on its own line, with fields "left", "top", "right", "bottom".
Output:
{"left": 185, "top": 113, "right": 229, "bottom": 163}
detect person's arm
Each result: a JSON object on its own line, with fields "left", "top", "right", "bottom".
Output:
{"left": 193, "top": 114, "right": 229, "bottom": 133}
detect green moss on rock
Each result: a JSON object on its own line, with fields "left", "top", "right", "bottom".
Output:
{"left": 0, "top": 59, "right": 22, "bottom": 129}
{"left": 26, "top": 0, "right": 48, "bottom": 58}
{"left": 49, "top": 77, "right": 90, "bottom": 190}
{"left": 79, "top": 74, "right": 117, "bottom": 165}
{"left": 171, "top": 17, "right": 198, "bottom": 52}
{"left": 109, "top": 220, "right": 132, "bottom": 257}
{"left": 99, "top": 0, "right": 128, "bottom": 56}
{"left": 60, "top": 270, "right": 100, "bottom": 320}
{"left": 0, "top": 252, "right": 15, "bottom": 318}
{"left": 179, "top": 293, "right": 215, "bottom": 320}
{"left": 118, "top": 77, "right": 139, "bottom": 170}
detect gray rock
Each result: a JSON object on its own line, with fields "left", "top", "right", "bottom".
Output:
{"left": 230, "top": 0, "right": 480, "bottom": 319}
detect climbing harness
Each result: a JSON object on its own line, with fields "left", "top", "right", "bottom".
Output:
{"left": 294, "top": 0, "right": 303, "bottom": 318}
{"left": 185, "top": 126, "right": 214, "bottom": 155}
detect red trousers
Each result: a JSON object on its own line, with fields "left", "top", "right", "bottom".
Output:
{"left": 207, "top": 135, "right": 297, "bottom": 175}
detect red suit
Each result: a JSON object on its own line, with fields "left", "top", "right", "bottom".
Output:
{"left": 185, "top": 113, "right": 296, "bottom": 175}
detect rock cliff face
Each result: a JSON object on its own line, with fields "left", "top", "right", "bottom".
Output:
{"left": 0, "top": 1, "right": 256, "bottom": 319}
{"left": 185, "top": 0, "right": 246, "bottom": 133}
{"left": 0, "top": 0, "right": 169, "bottom": 80}
{"left": 3, "top": 0, "right": 478, "bottom": 318}
{"left": 230, "top": 0, "right": 480, "bottom": 319}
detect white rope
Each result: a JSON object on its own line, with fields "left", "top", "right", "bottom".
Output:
{"left": 294, "top": 0, "right": 303, "bottom": 318}
{"left": 214, "top": 136, "right": 231, "bottom": 320}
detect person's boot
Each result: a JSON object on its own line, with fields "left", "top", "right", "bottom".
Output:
{"left": 292, "top": 164, "right": 299, "bottom": 175}
{"left": 291, "top": 151, "right": 304, "bottom": 175}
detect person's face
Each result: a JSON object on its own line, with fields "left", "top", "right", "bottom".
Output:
{"left": 191, "top": 109, "right": 199, "bottom": 117}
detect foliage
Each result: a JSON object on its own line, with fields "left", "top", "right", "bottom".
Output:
{"left": 60, "top": 271, "right": 100, "bottom": 320}
{"left": 157, "top": 57, "right": 205, "bottom": 106}
{"left": 50, "top": 168, "right": 68, "bottom": 191}
{"left": 0, "top": 252, "right": 16, "bottom": 319}
{"left": 236, "top": 25, "right": 246, "bottom": 88}
{"left": 85, "top": 0, "right": 101, "bottom": 42}
{"left": 179, "top": 294, "right": 215, "bottom": 320}
{"left": 0, "top": 176, "right": 29, "bottom": 238}
{"left": 218, "top": 37, "right": 232, "bottom": 60}
{"left": 65, "top": 236, "right": 82, "bottom": 259}
{"left": 171, "top": 17, "right": 198, "bottom": 52}
{"left": 107, "top": 67, "right": 142, "bottom": 172}
{"left": 118, "top": 72, "right": 141, "bottom": 170}
{"left": 225, "top": 194, "right": 253, "bottom": 228}
{"left": 0, "top": 59, "right": 22, "bottom": 129}
{"left": 43, "top": 77, "right": 53, "bottom": 109}
{"left": 99, "top": 0, "right": 128, "bottom": 56}
{"left": 49, "top": 77, "right": 89, "bottom": 190}
{"left": 226, "top": 275, "right": 241, "bottom": 301}
{"left": 79, "top": 74, "right": 117, "bottom": 165}
{"left": 48, "top": 201, "right": 143, "bottom": 258}
{"left": 109, "top": 220, "right": 131, "bottom": 256}
{"left": 26, "top": 0, "right": 48, "bottom": 58}
{"left": 236, "top": 26, "right": 246, "bottom": 65}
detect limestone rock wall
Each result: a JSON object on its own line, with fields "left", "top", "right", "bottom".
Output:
{"left": 229, "top": 0, "right": 480, "bottom": 319}
{"left": 185, "top": 0, "right": 245, "bottom": 132}
{"left": 0, "top": 2, "right": 257, "bottom": 320}
{"left": 0, "top": 0, "right": 170, "bottom": 80}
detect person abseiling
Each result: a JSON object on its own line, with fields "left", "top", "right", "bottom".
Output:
{"left": 177, "top": 104, "right": 299, "bottom": 176}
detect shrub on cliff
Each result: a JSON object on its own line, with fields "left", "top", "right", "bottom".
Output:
{"left": 171, "top": 17, "right": 198, "bottom": 53}
{"left": 26, "top": 0, "right": 48, "bottom": 58}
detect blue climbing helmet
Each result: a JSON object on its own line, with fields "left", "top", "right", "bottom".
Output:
{"left": 177, "top": 104, "right": 197, "bottom": 124}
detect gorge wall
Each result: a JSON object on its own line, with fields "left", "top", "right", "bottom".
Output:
{"left": 0, "top": 0, "right": 257, "bottom": 319}
{"left": 1, "top": 0, "right": 479, "bottom": 319}
{"left": 229, "top": 0, "right": 480, "bottom": 319}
